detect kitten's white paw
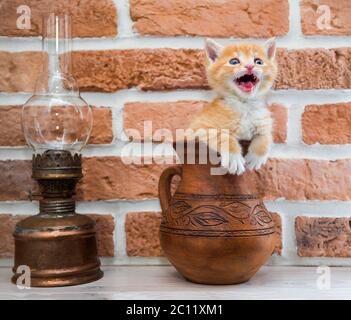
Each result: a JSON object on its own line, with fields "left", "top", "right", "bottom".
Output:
{"left": 221, "top": 153, "right": 246, "bottom": 175}
{"left": 245, "top": 152, "right": 268, "bottom": 171}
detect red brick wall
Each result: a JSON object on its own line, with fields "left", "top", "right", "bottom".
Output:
{"left": 0, "top": 0, "right": 351, "bottom": 266}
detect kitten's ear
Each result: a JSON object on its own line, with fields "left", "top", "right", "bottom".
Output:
{"left": 205, "top": 39, "right": 223, "bottom": 63}
{"left": 265, "top": 37, "right": 276, "bottom": 60}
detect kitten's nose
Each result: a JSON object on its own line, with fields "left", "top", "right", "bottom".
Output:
{"left": 245, "top": 64, "right": 254, "bottom": 71}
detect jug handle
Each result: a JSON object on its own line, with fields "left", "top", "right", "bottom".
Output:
{"left": 158, "top": 166, "right": 183, "bottom": 216}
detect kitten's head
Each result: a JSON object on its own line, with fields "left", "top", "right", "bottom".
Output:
{"left": 205, "top": 39, "right": 278, "bottom": 100}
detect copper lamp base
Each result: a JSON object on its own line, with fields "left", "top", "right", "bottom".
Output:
{"left": 12, "top": 150, "right": 103, "bottom": 287}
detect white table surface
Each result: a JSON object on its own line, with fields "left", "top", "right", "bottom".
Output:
{"left": 0, "top": 266, "right": 350, "bottom": 300}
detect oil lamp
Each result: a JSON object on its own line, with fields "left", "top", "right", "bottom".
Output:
{"left": 12, "top": 13, "right": 103, "bottom": 287}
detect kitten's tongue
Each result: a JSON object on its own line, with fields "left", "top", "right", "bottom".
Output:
{"left": 239, "top": 81, "right": 255, "bottom": 92}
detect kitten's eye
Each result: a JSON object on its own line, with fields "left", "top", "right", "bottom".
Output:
{"left": 254, "top": 58, "right": 264, "bottom": 65}
{"left": 229, "top": 58, "right": 240, "bottom": 65}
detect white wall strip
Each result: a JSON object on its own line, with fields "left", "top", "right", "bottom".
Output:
{"left": 0, "top": 34, "right": 351, "bottom": 52}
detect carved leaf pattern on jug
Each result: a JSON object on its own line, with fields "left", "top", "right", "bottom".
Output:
{"left": 169, "top": 196, "right": 272, "bottom": 228}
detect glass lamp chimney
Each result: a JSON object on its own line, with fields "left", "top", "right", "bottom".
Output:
{"left": 22, "top": 13, "right": 92, "bottom": 154}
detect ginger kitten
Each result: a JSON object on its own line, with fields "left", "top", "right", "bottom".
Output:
{"left": 189, "top": 38, "right": 278, "bottom": 175}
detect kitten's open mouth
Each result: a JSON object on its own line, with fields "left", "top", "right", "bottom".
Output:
{"left": 235, "top": 73, "right": 259, "bottom": 93}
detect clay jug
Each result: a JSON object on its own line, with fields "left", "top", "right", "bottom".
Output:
{"left": 158, "top": 140, "right": 275, "bottom": 284}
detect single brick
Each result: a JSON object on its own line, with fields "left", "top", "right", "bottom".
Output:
{"left": 125, "top": 212, "right": 162, "bottom": 257}
{"left": 0, "top": 0, "right": 117, "bottom": 37}
{"left": 0, "top": 51, "right": 44, "bottom": 92}
{"left": 77, "top": 157, "right": 171, "bottom": 201}
{"left": 0, "top": 214, "right": 115, "bottom": 258}
{"left": 0, "top": 106, "right": 113, "bottom": 146}
{"left": 254, "top": 159, "right": 351, "bottom": 201}
{"left": 296, "top": 217, "right": 351, "bottom": 257}
{"left": 276, "top": 48, "right": 351, "bottom": 90}
{"left": 123, "top": 101, "right": 205, "bottom": 142}
{"left": 89, "top": 107, "right": 114, "bottom": 144}
{"left": 89, "top": 214, "right": 115, "bottom": 257}
{"left": 302, "top": 103, "right": 351, "bottom": 145}
{"left": 0, "top": 214, "right": 24, "bottom": 258}
{"left": 71, "top": 49, "right": 207, "bottom": 92}
{"left": 0, "top": 106, "right": 26, "bottom": 146}
{"left": 124, "top": 101, "right": 287, "bottom": 144}
{"left": 271, "top": 212, "right": 282, "bottom": 255}
{"left": 125, "top": 211, "right": 282, "bottom": 256}
{"left": 301, "top": 0, "right": 351, "bottom": 36}
{"left": 269, "top": 104, "right": 288, "bottom": 143}
{"left": 0, "top": 160, "right": 36, "bottom": 201}
{"left": 130, "top": 0, "right": 289, "bottom": 37}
